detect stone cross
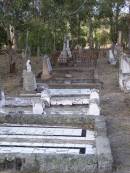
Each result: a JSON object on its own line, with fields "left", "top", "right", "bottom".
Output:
{"left": 58, "top": 36, "right": 72, "bottom": 63}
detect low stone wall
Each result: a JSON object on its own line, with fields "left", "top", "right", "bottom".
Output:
{"left": 0, "top": 113, "right": 95, "bottom": 129}
{"left": 0, "top": 154, "right": 97, "bottom": 173}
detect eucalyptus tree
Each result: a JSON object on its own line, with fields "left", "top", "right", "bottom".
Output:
{"left": 98, "top": 0, "right": 126, "bottom": 45}
{"left": 0, "top": 0, "right": 33, "bottom": 72}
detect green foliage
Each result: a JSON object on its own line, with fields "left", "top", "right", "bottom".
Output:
{"left": 0, "top": 26, "right": 7, "bottom": 48}
{"left": 0, "top": 0, "right": 129, "bottom": 52}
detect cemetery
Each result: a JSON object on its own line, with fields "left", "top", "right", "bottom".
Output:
{"left": 0, "top": 1, "right": 130, "bottom": 173}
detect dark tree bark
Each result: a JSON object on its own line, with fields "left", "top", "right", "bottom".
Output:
{"left": 88, "top": 16, "right": 94, "bottom": 49}
{"left": 128, "top": 5, "right": 130, "bottom": 50}
{"left": 8, "top": 40, "right": 16, "bottom": 73}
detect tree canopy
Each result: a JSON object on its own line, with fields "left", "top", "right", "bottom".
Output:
{"left": 0, "top": 0, "right": 129, "bottom": 54}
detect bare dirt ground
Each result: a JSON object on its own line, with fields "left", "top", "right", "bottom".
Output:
{"left": 1, "top": 53, "right": 130, "bottom": 172}
{"left": 98, "top": 57, "right": 130, "bottom": 173}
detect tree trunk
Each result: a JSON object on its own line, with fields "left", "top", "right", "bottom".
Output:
{"left": 88, "top": 16, "right": 93, "bottom": 49}
{"left": 128, "top": 5, "right": 130, "bottom": 50}
{"left": 8, "top": 44, "right": 16, "bottom": 74}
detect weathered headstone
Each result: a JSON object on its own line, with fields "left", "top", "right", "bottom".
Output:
{"left": 41, "top": 55, "right": 52, "bottom": 80}
{"left": 108, "top": 49, "right": 117, "bottom": 65}
{"left": 58, "top": 36, "right": 72, "bottom": 64}
{"left": 23, "top": 70, "right": 37, "bottom": 92}
{"left": 23, "top": 60, "right": 37, "bottom": 91}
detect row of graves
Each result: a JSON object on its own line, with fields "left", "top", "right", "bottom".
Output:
{"left": 39, "top": 37, "right": 101, "bottom": 89}
{"left": 0, "top": 39, "right": 113, "bottom": 173}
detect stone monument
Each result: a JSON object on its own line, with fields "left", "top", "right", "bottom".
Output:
{"left": 58, "top": 36, "right": 72, "bottom": 64}
{"left": 41, "top": 55, "right": 52, "bottom": 80}
{"left": 23, "top": 60, "right": 37, "bottom": 92}
{"left": 108, "top": 49, "right": 117, "bottom": 65}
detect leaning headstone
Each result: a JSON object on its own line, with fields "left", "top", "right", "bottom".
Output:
{"left": 23, "top": 60, "right": 37, "bottom": 92}
{"left": 41, "top": 55, "right": 52, "bottom": 80}
{"left": 108, "top": 49, "right": 117, "bottom": 65}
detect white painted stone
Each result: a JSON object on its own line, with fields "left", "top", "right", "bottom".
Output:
{"left": 41, "top": 89, "right": 51, "bottom": 106}
{"left": 0, "top": 145, "right": 95, "bottom": 155}
{"left": 0, "top": 131, "right": 95, "bottom": 141}
{"left": 120, "top": 55, "right": 130, "bottom": 74}
{"left": 119, "top": 72, "right": 124, "bottom": 90}
{"left": 90, "top": 90, "right": 100, "bottom": 104}
{"left": 124, "top": 78, "right": 130, "bottom": 90}
{"left": 0, "top": 141, "right": 89, "bottom": 148}
{"left": 0, "top": 126, "right": 83, "bottom": 136}
{"left": 26, "top": 59, "right": 32, "bottom": 72}
{"left": 49, "top": 89, "right": 92, "bottom": 96}
{"left": 51, "top": 96, "right": 89, "bottom": 105}
{"left": 0, "top": 147, "right": 80, "bottom": 154}
{"left": 32, "top": 100, "right": 45, "bottom": 114}
{"left": 87, "top": 103, "right": 100, "bottom": 116}
{"left": 0, "top": 90, "right": 5, "bottom": 108}
{"left": 0, "top": 142, "right": 95, "bottom": 155}
{"left": 20, "top": 89, "right": 95, "bottom": 97}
